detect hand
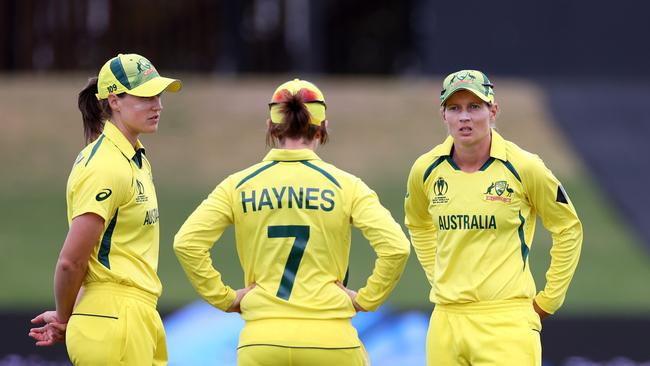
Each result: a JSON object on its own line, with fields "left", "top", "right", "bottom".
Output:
{"left": 29, "top": 310, "right": 67, "bottom": 346}
{"left": 533, "top": 300, "right": 551, "bottom": 321}
{"left": 226, "top": 283, "right": 256, "bottom": 313}
{"left": 336, "top": 281, "right": 366, "bottom": 312}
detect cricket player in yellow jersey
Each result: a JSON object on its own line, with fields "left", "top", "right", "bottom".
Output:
{"left": 28, "top": 53, "right": 181, "bottom": 365}
{"left": 405, "top": 70, "right": 583, "bottom": 365}
{"left": 174, "top": 79, "right": 410, "bottom": 366}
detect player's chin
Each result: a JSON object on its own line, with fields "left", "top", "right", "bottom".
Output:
{"left": 144, "top": 120, "right": 159, "bottom": 133}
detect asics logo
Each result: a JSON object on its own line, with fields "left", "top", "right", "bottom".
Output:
{"left": 95, "top": 189, "right": 112, "bottom": 201}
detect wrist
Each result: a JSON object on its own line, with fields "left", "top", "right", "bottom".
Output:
{"left": 55, "top": 310, "right": 69, "bottom": 323}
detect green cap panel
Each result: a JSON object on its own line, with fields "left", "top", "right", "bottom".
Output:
{"left": 440, "top": 70, "right": 494, "bottom": 106}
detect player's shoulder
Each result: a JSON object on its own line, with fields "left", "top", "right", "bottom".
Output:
{"left": 226, "top": 160, "right": 279, "bottom": 189}
{"left": 70, "top": 136, "right": 131, "bottom": 182}
{"left": 303, "top": 159, "right": 360, "bottom": 189}
{"left": 407, "top": 144, "right": 448, "bottom": 182}
{"left": 504, "top": 139, "right": 542, "bottom": 165}
{"left": 502, "top": 137, "right": 549, "bottom": 182}
{"left": 414, "top": 147, "right": 442, "bottom": 167}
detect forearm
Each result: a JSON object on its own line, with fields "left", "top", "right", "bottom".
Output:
{"left": 173, "top": 238, "right": 237, "bottom": 310}
{"left": 54, "top": 258, "right": 88, "bottom": 322}
{"left": 356, "top": 247, "right": 409, "bottom": 311}
{"left": 535, "top": 221, "right": 583, "bottom": 314}
{"left": 53, "top": 213, "right": 103, "bottom": 323}
{"left": 174, "top": 182, "right": 237, "bottom": 310}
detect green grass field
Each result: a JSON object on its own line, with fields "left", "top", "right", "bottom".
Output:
{"left": 1, "top": 75, "right": 648, "bottom": 315}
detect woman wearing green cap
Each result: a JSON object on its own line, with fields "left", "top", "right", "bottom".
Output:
{"left": 174, "top": 78, "right": 410, "bottom": 366}
{"left": 28, "top": 53, "right": 181, "bottom": 365}
{"left": 405, "top": 70, "right": 582, "bottom": 365}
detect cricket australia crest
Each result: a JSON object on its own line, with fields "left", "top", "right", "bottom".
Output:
{"left": 484, "top": 180, "right": 513, "bottom": 203}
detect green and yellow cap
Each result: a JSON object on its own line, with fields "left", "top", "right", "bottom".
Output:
{"left": 439, "top": 70, "right": 494, "bottom": 106}
{"left": 269, "top": 78, "right": 326, "bottom": 126}
{"left": 96, "top": 53, "right": 181, "bottom": 100}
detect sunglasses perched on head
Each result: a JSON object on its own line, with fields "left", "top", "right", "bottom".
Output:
{"left": 268, "top": 100, "right": 326, "bottom": 108}
{"left": 270, "top": 88, "right": 326, "bottom": 108}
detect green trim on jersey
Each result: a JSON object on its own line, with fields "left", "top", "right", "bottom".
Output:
{"left": 479, "top": 157, "right": 496, "bottom": 171}
{"left": 518, "top": 210, "right": 529, "bottom": 270}
{"left": 502, "top": 160, "right": 522, "bottom": 182}
{"left": 85, "top": 134, "right": 105, "bottom": 167}
{"left": 133, "top": 148, "right": 144, "bottom": 169}
{"left": 423, "top": 156, "right": 447, "bottom": 183}
{"left": 299, "top": 161, "right": 341, "bottom": 188}
{"left": 236, "top": 161, "right": 279, "bottom": 189}
{"left": 446, "top": 156, "right": 460, "bottom": 170}
{"left": 99, "top": 208, "right": 119, "bottom": 269}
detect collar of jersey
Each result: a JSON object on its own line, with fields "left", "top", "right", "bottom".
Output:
{"left": 431, "top": 128, "right": 507, "bottom": 162}
{"left": 103, "top": 121, "right": 146, "bottom": 161}
{"left": 263, "top": 148, "right": 321, "bottom": 162}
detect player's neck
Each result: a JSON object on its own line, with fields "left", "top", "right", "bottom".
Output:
{"left": 278, "top": 138, "right": 318, "bottom": 151}
{"left": 451, "top": 137, "right": 491, "bottom": 173}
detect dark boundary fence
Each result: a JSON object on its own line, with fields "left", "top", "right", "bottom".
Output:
{"left": 3, "top": 0, "right": 650, "bottom": 76}
{"left": 4, "top": 312, "right": 649, "bottom": 365}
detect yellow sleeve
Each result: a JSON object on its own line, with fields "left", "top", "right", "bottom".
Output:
{"left": 69, "top": 163, "right": 129, "bottom": 221}
{"left": 350, "top": 179, "right": 410, "bottom": 311}
{"left": 404, "top": 160, "right": 437, "bottom": 286}
{"left": 173, "top": 177, "right": 237, "bottom": 311}
{"left": 523, "top": 156, "right": 583, "bottom": 314}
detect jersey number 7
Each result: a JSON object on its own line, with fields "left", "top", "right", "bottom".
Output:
{"left": 268, "top": 225, "right": 310, "bottom": 300}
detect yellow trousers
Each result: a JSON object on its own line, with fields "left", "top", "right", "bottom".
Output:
{"left": 65, "top": 282, "right": 167, "bottom": 365}
{"left": 237, "top": 318, "right": 369, "bottom": 366}
{"left": 427, "top": 299, "right": 542, "bottom": 366}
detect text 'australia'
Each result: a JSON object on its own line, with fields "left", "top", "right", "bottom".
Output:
{"left": 143, "top": 208, "right": 159, "bottom": 225}
{"left": 241, "top": 186, "right": 335, "bottom": 213}
{"left": 438, "top": 214, "right": 497, "bottom": 231}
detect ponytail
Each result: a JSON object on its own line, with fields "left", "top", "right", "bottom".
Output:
{"left": 77, "top": 77, "right": 109, "bottom": 144}
{"left": 266, "top": 90, "right": 329, "bottom": 146}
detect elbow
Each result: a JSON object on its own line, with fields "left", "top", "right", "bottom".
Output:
{"left": 399, "top": 240, "right": 411, "bottom": 258}
{"left": 172, "top": 233, "right": 191, "bottom": 258}
{"left": 56, "top": 256, "right": 87, "bottom": 275}
{"left": 172, "top": 236, "right": 184, "bottom": 255}
{"left": 392, "top": 239, "right": 411, "bottom": 261}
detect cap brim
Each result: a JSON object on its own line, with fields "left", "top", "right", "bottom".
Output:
{"left": 440, "top": 86, "right": 491, "bottom": 106}
{"left": 127, "top": 76, "right": 182, "bottom": 97}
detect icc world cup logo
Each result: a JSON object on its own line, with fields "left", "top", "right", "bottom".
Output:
{"left": 434, "top": 177, "right": 449, "bottom": 196}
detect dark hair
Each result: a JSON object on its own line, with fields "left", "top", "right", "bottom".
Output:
{"left": 266, "top": 90, "right": 328, "bottom": 147}
{"left": 77, "top": 77, "right": 113, "bottom": 144}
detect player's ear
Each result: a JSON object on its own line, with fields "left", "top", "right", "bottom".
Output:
{"left": 107, "top": 93, "right": 120, "bottom": 112}
{"left": 489, "top": 102, "right": 499, "bottom": 122}
{"left": 440, "top": 106, "right": 447, "bottom": 122}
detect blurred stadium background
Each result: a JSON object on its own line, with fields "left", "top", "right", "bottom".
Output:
{"left": 1, "top": 1, "right": 649, "bottom": 365}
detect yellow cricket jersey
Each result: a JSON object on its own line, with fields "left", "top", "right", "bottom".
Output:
{"left": 405, "top": 129, "right": 582, "bottom": 314}
{"left": 67, "top": 122, "right": 162, "bottom": 297}
{"left": 174, "top": 149, "right": 410, "bottom": 321}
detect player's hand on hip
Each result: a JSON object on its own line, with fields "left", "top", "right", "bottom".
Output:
{"left": 335, "top": 281, "right": 367, "bottom": 312}
{"left": 29, "top": 310, "right": 67, "bottom": 346}
{"left": 533, "top": 300, "right": 551, "bottom": 321}
{"left": 226, "top": 283, "right": 257, "bottom": 313}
